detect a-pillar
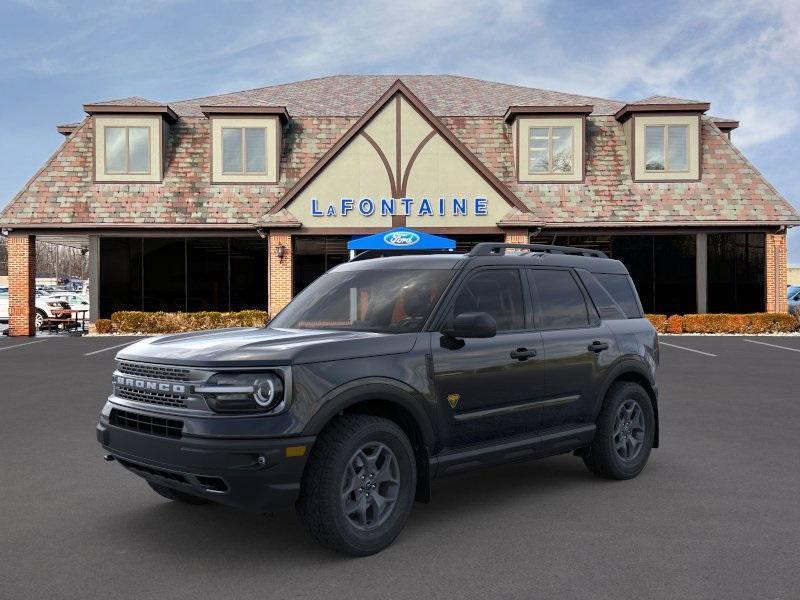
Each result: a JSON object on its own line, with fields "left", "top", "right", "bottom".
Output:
{"left": 268, "top": 231, "right": 294, "bottom": 317}
{"left": 765, "top": 232, "right": 788, "bottom": 312}
{"left": 8, "top": 233, "right": 36, "bottom": 336}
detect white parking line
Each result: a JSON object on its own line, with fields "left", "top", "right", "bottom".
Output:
{"left": 84, "top": 341, "right": 138, "bottom": 356}
{"left": 743, "top": 338, "right": 800, "bottom": 353}
{"left": 0, "top": 339, "right": 48, "bottom": 352}
{"left": 659, "top": 341, "right": 717, "bottom": 357}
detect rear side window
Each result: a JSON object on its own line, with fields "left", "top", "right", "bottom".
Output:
{"left": 577, "top": 270, "right": 626, "bottom": 320}
{"left": 529, "top": 269, "right": 589, "bottom": 329}
{"left": 595, "top": 273, "right": 643, "bottom": 318}
{"left": 450, "top": 269, "right": 525, "bottom": 331}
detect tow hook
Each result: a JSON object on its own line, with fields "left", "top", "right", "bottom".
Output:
{"left": 103, "top": 454, "right": 115, "bottom": 462}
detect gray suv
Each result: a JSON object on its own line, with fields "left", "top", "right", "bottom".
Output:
{"left": 97, "top": 243, "right": 659, "bottom": 555}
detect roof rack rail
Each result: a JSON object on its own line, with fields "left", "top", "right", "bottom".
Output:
{"left": 468, "top": 243, "right": 609, "bottom": 258}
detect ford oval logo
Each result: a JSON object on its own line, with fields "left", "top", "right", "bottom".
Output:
{"left": 384, "top": 231, "right": 420, "bottom": 247}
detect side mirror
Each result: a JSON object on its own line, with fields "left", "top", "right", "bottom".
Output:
{"left": 443, "top": 312, "right": 497, "bottom": 339}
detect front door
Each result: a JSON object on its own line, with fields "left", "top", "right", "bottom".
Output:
{"left": 431, "top": 267, "right": 545, "bottom": 447}
{"left": 527, "top": 268, "right": 617, "bottom": 431}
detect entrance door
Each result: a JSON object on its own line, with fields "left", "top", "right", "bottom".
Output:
{"left": 431, "top": 267, "right": 545, "bottom": 447}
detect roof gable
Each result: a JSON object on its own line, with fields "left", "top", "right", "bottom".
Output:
{"left": 270, "top": 79, "right": 530, "bottom": 219}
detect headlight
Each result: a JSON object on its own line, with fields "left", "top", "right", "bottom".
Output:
{"left": 196, "top": 372, "right": 284, "bottom": 414}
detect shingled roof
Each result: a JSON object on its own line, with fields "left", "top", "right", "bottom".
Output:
{"left": 1, "top": 75, "right": 796, "bottom": 229}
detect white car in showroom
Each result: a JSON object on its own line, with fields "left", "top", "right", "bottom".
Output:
{"left": 0, "top": 286, "right": 73, "bottom": 329}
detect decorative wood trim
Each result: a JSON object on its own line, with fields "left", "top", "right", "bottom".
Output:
{"left": 504, "top": 104, "right": 593, "bottom": 123}
{"left": 399, "top": 130, "right": 436, "bottom": 197}
{"left": 614, "top": 102, "right": 710, "bottom": 122}
{"left": 200, "top": 105, "right": 290, "bottom": 122}
{"left": 84, "top": 104, "right": 178, "bottom": 122}
{"left": 360, "top": 131, "right": 398, "bottom": 199}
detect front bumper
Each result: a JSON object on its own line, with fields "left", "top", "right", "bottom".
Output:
{"left": 97, "top": 412, "right": 315, "bottom": 514}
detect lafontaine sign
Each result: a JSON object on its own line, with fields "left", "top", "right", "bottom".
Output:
{"left": 310, "top": 196, "right": 488, "bottom": 218}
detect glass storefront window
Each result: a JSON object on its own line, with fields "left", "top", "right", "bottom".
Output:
{"left": 708, "top": 233, "right": 765, "bottom": 313}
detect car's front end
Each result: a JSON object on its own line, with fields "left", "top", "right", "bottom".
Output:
{"left": 97, "top": 351, "right": 314, "bottom": 513}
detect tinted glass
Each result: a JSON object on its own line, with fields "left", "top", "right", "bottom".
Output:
{"left": 645, "top": 126, "right": 665, "bottom": 170}
{"left": 222, "top": 128, "right": 243, "bottom": 172}
{"left": 143, "top": 239, "right": 186, "bottom": 312}
{"left": 531, "top": 269, "right": 589, "bottom": 329}
{"left": 99, "top": 237, "right": 142, "bottom": 317}
{"left": 230, "top": 237, "right": 268, "bottom": 311}
{"left": 244, "top": 128, "right": 266, "bottom": 173}
{"left": 654, "top": 235, "right": 695, "bottom": 314}
{"left": 187, "top": 238, "right": 228, "bottom": 311}
{"left": 271, "top": 269, "right": 454, "bottom": 333}
{"left": 594, "top": 273, "right": 642, "bottom": 318}
{"left": 708, "top": 233, "right": 765, "bottom": 312}
{"left": 127, "top": 127, "right": 150, "bottom": 173}
{"left": 104, "top": 127, "right": 127, "bottom": 173}
{"left": 577, "top": 271, "right": 625, "bottom": 320}
{"left": 450, "top": 269, "right": 525, "bottom": 331}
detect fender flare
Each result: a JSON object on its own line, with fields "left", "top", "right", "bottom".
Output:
{"left": 302, "top": 377, "right": 436, "bottom": 450}
{"left": 595, "top": 356, "right": 659, "bottom": 447}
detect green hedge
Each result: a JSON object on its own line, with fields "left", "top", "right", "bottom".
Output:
{"left": 110, "top": 310, "right": 269, "bottom": 334}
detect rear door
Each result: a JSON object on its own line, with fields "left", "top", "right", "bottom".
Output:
{"left": 527, "top": 268, "right": 617, "bottom": 431}
{"left": 430, "top": 267, "right": 545, "bottom": 447}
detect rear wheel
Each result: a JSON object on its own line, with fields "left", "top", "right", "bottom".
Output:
{"left": 297, "top": 414, "right": 417, "bottom": 556}
{"left": 583, "top": 382, "right": 655, "bottom": 480}
{"left": 148, "top": 482, "right": 211, "bottom": 505}
{"left": 35, "top": 309, "right": 46, "bottom": 330}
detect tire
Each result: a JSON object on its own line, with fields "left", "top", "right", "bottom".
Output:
{"left": 583, "top": 381, "right": 655, "bottom": 480}
{"left": 297, "top": 414, "right": 417, "bottom": 556}
{"left": 148, "top": 482, "right": 211, "bottom": 505}
{"left": 35, "top": 309, "right": 46, "bottom": 330}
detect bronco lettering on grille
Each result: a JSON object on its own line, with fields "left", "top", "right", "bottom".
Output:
{"left": 115, "top": 376, "right": 187, "bottom": 394}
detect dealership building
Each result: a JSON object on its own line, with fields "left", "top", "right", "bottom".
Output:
{"left": 1, "top": 75, "right": 797, "bottom": 335}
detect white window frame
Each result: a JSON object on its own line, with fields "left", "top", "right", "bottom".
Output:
{"left": 527, "top": 126, "right": 575, "bottom": 176}
{"left": 104, "top": 126, "right": 152, "bottom": 175}
{"left": 221, "top": 127, "right": 269, "bottom": 175}
{"left": 644, "top": 124, "right": 689, "bottom": 173}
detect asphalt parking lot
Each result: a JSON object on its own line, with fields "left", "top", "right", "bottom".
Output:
{"left": 2, "top": 334, "right": 799, "bottom": 600}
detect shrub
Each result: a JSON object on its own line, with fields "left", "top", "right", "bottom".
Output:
{"left": 111, "top": 310, "right": 269, "bottom": 334}
{"left": 645, "top": 314, "right": 667, "bottom": 333}
{"left": 665, "top": 315, "right": 683, "bottom": 334}
{"left": 679, "top": 312, "right": 797, "bottom": 334}
{"left": 94, "top": 319, "right": 114, "bottom": 334}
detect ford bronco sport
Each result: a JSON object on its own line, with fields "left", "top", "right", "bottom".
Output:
{"left": 97, "top": 242, "right": 659, "bottom": 555}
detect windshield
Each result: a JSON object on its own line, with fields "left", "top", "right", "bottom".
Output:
{"left": 270, "top": 268, "right": 455, "bottom": 333}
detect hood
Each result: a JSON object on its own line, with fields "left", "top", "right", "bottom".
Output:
{"left": 116, "top": 327, "right": 418, "bottom": 367}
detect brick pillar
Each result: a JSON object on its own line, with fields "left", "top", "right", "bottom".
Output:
{"left": 8, "top": 234, "right": 36, "bottom": 336}
{"left": 765, "top": 233, "right": 788, "bottom": 312}
{"left": 268, "top": 231, "right": 293, "bottom": 317}
{"left": 504, "top": 229, "right": 529, "bottom": 245}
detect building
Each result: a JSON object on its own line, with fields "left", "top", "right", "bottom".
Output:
{"left": 1, "top": 75, "right": 797, "bottom": 336}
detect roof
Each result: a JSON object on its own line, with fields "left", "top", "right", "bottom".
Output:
{"left": 1, "top": 75, "right": 796, "bottom": 229}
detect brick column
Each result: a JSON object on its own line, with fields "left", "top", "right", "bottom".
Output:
{"left": 8, "top": 234, "right": 36, "bottom": 336}
{"left": 503, "top": 229, "right": 529, "bottom": 245}
{"left": 268, "top": 231, "right": 293, "bottom": 317}
{"left": 765, "top": 233, "right": 788, "bottom": 312}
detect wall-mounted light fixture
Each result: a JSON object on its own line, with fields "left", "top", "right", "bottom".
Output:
{"left": 256, "top": 228, "right": 267, "bottom": 239}
{"left": 275, "top": 243, "right": 286, "bottom": 264}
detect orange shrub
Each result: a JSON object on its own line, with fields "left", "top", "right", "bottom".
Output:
{"left": 93, "top": 319, "right": 113, "bottom": 334}
{"left": 111, "top": 310, "right": 269, "bottom": 334}
{"left": 645, "top": 314, "right": 668, "bottom": 333}
{"left": 678, "top": 313, "right": 797, "bottom": 334}
{"left": 665, "top": 315, "right": 683, "bottom": 334}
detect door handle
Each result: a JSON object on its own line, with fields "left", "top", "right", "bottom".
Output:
{"left": 510, "top": 347, "right": 537, "bottom": 361}
{"left": 588, "top": 341, "right": 609, "bottom": 353}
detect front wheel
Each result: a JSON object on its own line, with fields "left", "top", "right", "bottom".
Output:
{"left": 583, "top": 382, "right": 655, "bottom": 480}
{"left": 35, "top": 309, "right": 46, "bottom": 330}
{"left": 297, "top": 414, "right": 417, "bottom": 556}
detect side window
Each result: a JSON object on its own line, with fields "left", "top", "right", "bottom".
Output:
{"left": 576, "top": 270, "right": 626, "bottom": 320}
{"left": 529, "top": 269, "right": 589, "bottom": 329}
{"left": 449, "top": 269, "right": 525, "bottom": 332}
{"left": 594, "top": 273, "right": 643, "bottom": 318}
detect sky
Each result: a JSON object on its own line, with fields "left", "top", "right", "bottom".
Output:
{"left": 1, "top": 0, "right": 798, "bottom": 260}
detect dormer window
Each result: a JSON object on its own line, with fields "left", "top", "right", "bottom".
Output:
{"left": 505, "top": 106, "right": 591, "bottom": 183}
{"left": 105, "top": 126, "right": 151, "bottom": 174}
{"left": 201, "top": 106, "right": 289, "bottom": 184}
{"left": 644, "top": 124, "right": 688, "bottom": 172}
{"left": 222, "top": 127, "right": 268, "bottom": 174}
{"left": 528, "top": 126, "right": 574, "bottom": 174}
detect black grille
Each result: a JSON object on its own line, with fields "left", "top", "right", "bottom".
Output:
{"left": 109, "top": 408, "right": 183, "bottom": 439}
{"left": 115, "top": 387, "right": 187, "bottom": 408}
{"left": 118, "top": 361, "right": 192, "bottom": 382}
